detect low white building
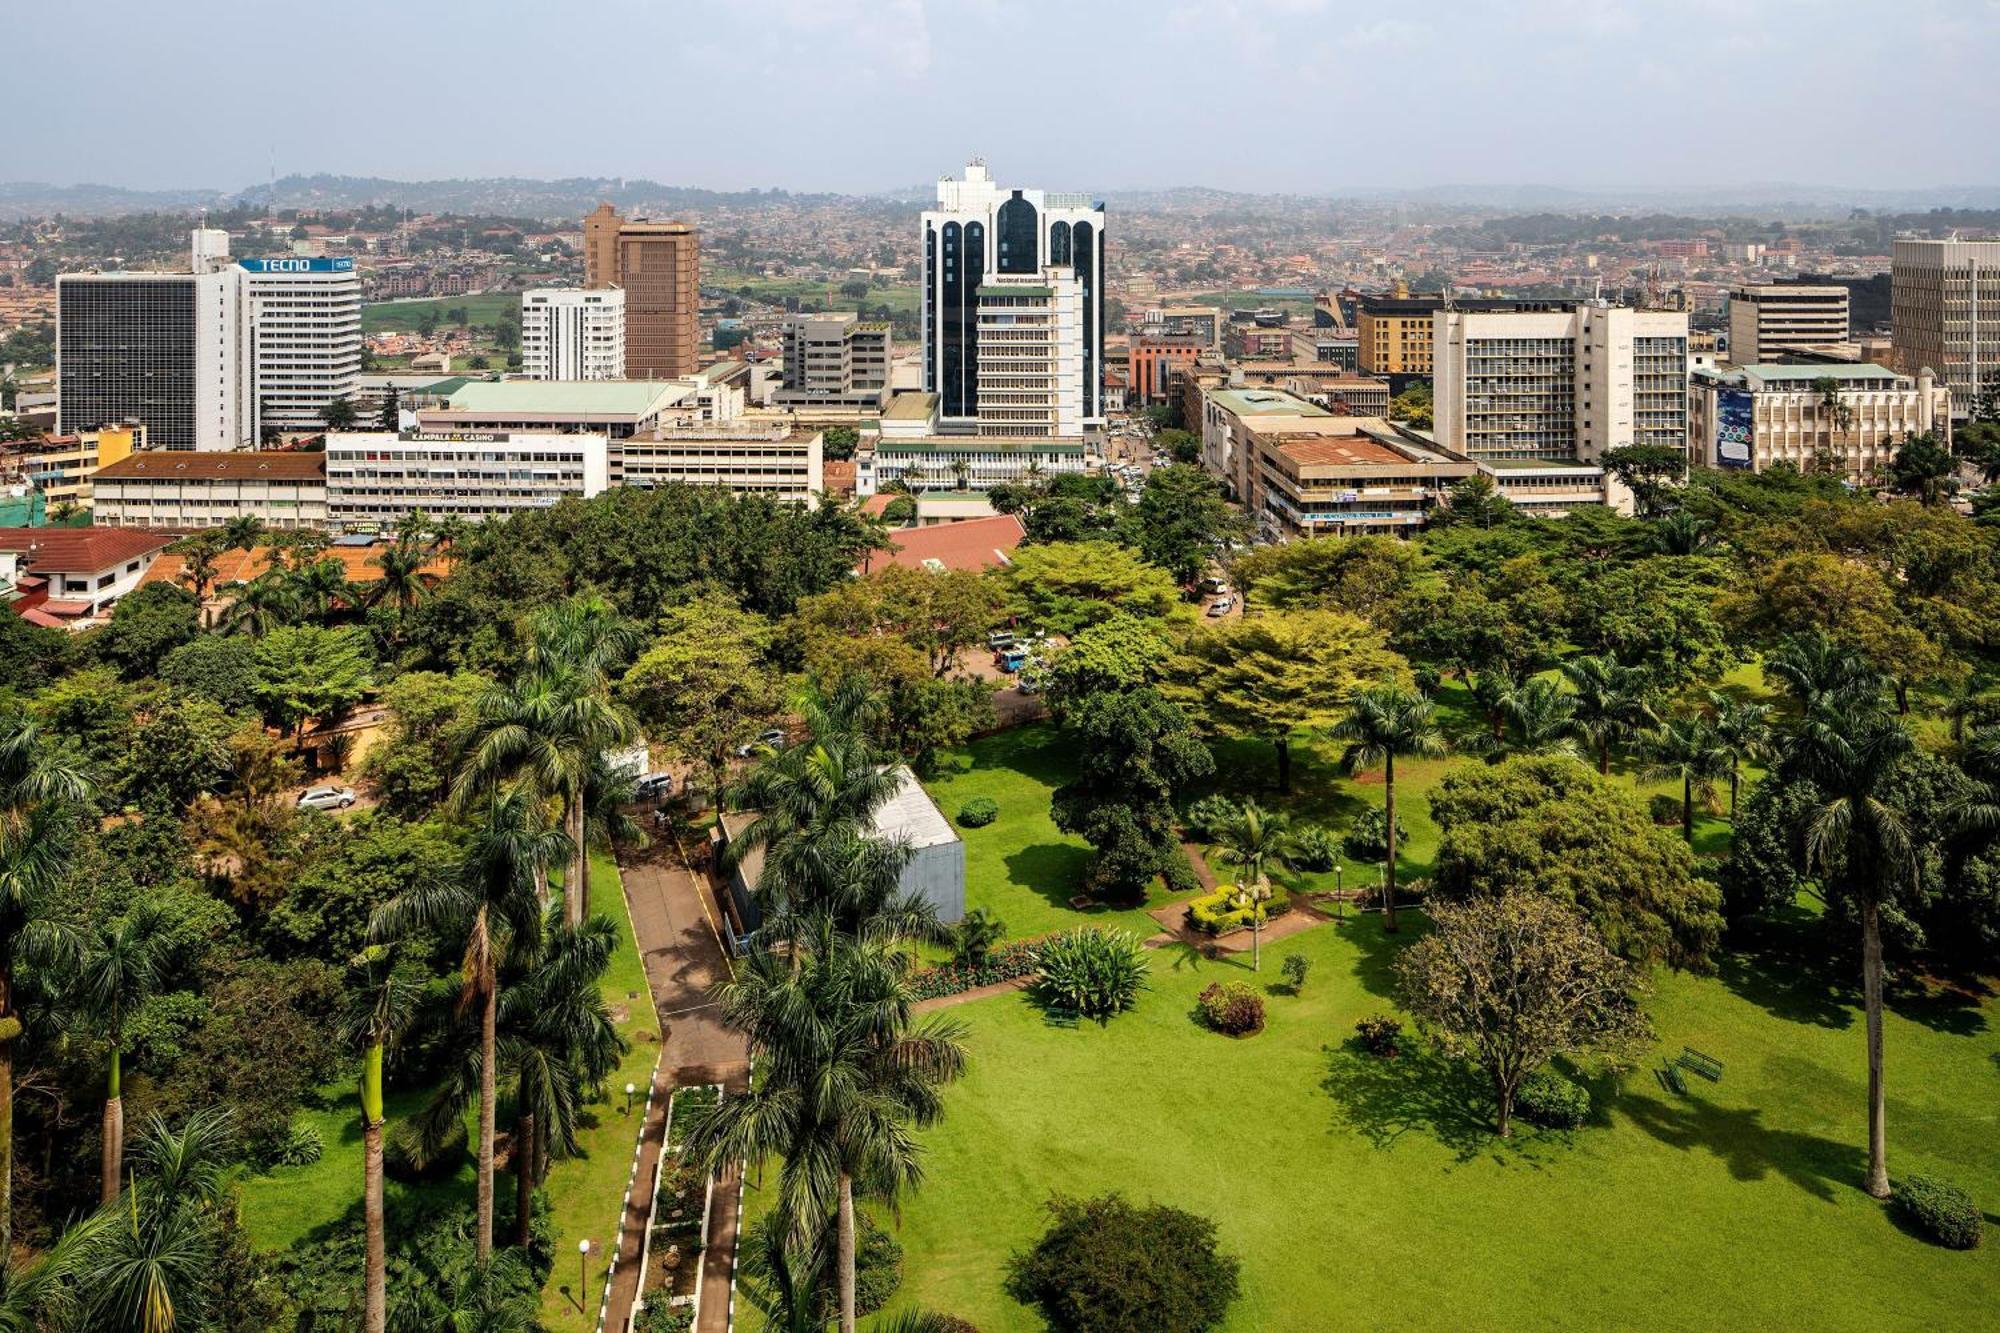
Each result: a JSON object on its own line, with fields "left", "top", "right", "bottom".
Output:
{"left": 613, "top": 428, "right": 824, "bottom": 504}
{"left": 0, "top": 527, "right": 174, "bottom": 624}
{"left": 323, "top": 429, "right": 609, "bottom": 532}
{"left": 521, "top": 288, "right": 626, "bottom": 381}
{"left": 91, "top": 451, "right": 328, "bottom": 530}
{"left": 857, "top": 437, "right": 1089, "bottom": 497}
{"left": 1689, "top": 362, "right": 1950, "bottom": 482}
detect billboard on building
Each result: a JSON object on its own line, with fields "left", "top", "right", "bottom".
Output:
{"left": 1715, "top": 389, "right": 1753, "bottom": 468}
{"left": 238, "top": 257, "right": 354, "bottom": 274}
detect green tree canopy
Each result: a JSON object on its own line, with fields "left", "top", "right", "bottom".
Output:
{"left": 1003, "top": 542, "right": 1186, "bottom": 636}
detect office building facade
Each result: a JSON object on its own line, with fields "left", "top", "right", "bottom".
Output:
{"left": 1727, "top": 284, "right": 1849, "bottom": 363}
{"left": 1690, "top": 362, "right": 1948, "bottom": 482}
{"left": 921, "top": 161, "right": 1105, "bottom": 431}
{"left": 1432, "top": 304, "right": 1689, "bottom": 462}
{"left": 237, "top": 256, "right": 362, "bottom": 433}
{"left": 613, "top": 428, "right": 825, "bottom": 503}
{"left": 323, "top": 430, "right": 610, "bottom": 531}
{"left": 91, "top": 451, "right": 329, "bottom": 529}
{"left": 20, "top": 422, "right": 145, "bottom": 509}
{"left": 774, "top": 312, "right": 890, "bottom": 411}
{"left": 582, "top": 203, "right": 699, "bottom": 379}
{"left": 975, "top": 271, "right": 1085, "bottom": 438}
{"left": 1892, "top": 238, "right": 2000, "bottom": 415}
{"left": 57, "top": 268, "right": 251, "bottom": 451}
{"left": 521, "top": 288, "right": 626, "bottom": 381}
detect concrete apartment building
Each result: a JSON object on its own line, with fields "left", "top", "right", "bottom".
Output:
{"left": 20, "top": 422, "right": 144, "bottom": 509}
{"left": 521, "top": 289, "right": 626, "bottom": 381}
{"left": 614, "top": 427, "right": 825, "bottom": 503}
{"left": 582, "top": 203, "right": 699, "bottom": 379}
{"left": 858, "top": 395, "right": 1090, "bottom": 494}
{"left": 1727, "top": 285, "right": 1849, "bottom": 363}
{"left": 975, "top": 270, "right": 1086, "bottom": 438}
{"left": 1200, "top": 386, "right": 1337, "bottom": 501}
{"left": 322, "top": 430, "right": 610, "bottom": 532}
{"left": 1128, "top": 337, "right": 1204, "bottom": 405}
{"left": 1247, "top": 426, "right": 1474, "bottom": 540}
{"left": 1432, "top": 304, "right": 1689, "bottom": 462}
{"left": 773, "top": 312, "right": 890, "bottom": 411}
{"left": 1355, "top": 296, "right": 1555, "bottom": 377}
{"left": 922, "top": 160, "right": 1106, "bottom": 432}
{"left": 1233, "top": 363, "right": 1391, "bottom": 415}
{"left": 1140, "top": 306, "right": 1223, "bottom": 351}
{"left": 91, "top": 450, "right": 328, "bottom": 530}
{"left": 414, "top": 378, "right": 737, "bottom": 439}
{"left": 1690, "top": 361, "right": 1949, "bottom": 482}
{"left": 0, "top": 527, "right": 175, "bottom": 624}
{"left": 1892, "top": 237, "right": 2000, "bottom": 416}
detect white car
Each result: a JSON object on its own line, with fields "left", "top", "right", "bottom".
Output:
{"left": 297, "top": 785, "right": 357, "bottom": 811}
{"left": 735, "top": 728, "right": 789, "bottom": 758}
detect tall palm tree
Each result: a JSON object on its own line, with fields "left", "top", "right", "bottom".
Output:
{"left": 1643, "top": 715, "right": 1732, "bottom": 844}
{"left": 75, "top": 906, "right": 170, "bottom": 1203}
{"left": 1499, "top": 677, "right": 1581, "bottom": 758}
{"left": 0, "top": 717, "right": 90, "bottom": 1255}
{"left": 218, "top": 514, "right": 265, "bottom": 560}
{"left": 219, "top": 573, "right": 296, "bottom": 637}
{"left": 338, "top": 945, "right": 423, "bottom": 1333}
{"left": 1561, "top": 656, "right": 1655, "bottom": 776}
{"left": 169, "top": 537, "right": 222, "bottom": 603}
{"left": 1767, "top": 633, "right": 1879, "bottom": 719}
{"left": 685, "top": 919, "right": 967, "bottom": 1333}
{"left": 1707, "top": 691, "right": 1774, "bottom": 819}
{"left": 84, "top": 1107, "right": 236, "bottom": 1333}
{"left": 371, "top": 790, "right": 565, "bottom": 1260}
{"left": 367, "top": 535, "right": 432, "bottom": 615}
{"left": 288, "top": 556, "right": 360, "bottom": 624}
{"left": 1469, "top": 666, "right": 1520, "bottom": 743}
{"left": 1334, "top": 684, "right": 1446, "bottom": 933}
{"left": 1790, "top": 709, "right": 1915, "bottom": 1199}
{"left": 1212, "top": 801, "right": 1292, "bottom": 968}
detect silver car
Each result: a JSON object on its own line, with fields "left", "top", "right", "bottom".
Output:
{"left": 297, "top": 784, "right": 357, "bottom": 811}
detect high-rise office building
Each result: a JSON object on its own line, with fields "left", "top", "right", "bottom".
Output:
{"left": 921, "top": 160, "right": 1105, "bottom": 432}
{"left": 974, "top": 271, "right": 1085, "bottom": 438}
{"left": 57, "top": 264, "right": 252, "bottom": 452}
{"left": 774, "top": 312, "right": 891, "bottom": 410}
{"left": 237, "top": 256, "right": 363, "bottom": 433}
{"left": 1727, "top": 284, "right": 1849, "bottom": 363}
{"left": 1892, "top": 238, "right": 2000, "bottom": 415}
{"left": 581, "top": 203, "right": 699, "bottom": 379}
{"left": 1432, "top": 303, "right": 1689, "bottom": 462}
{"left": 521, "top": 288, "right": 626, "bottom": 381}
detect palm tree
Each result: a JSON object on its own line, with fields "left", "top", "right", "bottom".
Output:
{"left": 219, "top": 573, "right": 296, "bottom": 637}
{"left": 84, "top": 1107, "right": 236, "bottom": 1333}
{"left": 1334, "top": 684, "right": 1446, "bottom": 933}
{"left": 1212, "top": 801, "right": 1293, "bottom": 968}
{"left": 1812, "top": 375, "right": 1856, "bottom": 475}
{"left": 1706, "top": 691, "right": 1774, "bottom": 819}
{"left": 288, "top": 556, "right": 360, "bottom": 623}
{"left": 1560, "top": 656, "right": 1655, "bottom": 776}
{"left": 1790, "top": 709, "right": 1915, "bottom": 1199}
{"left": 1500, "top": 677, "right": 1581, "bottom": 757}
{"left": 1939, "top": 673, "right": 1993, "bottom": 744}
{"left": 338, "top": 945, "right": 422, "bottom": 1333}
{"left": 367, "top": 535, "right": 432, "bottom": 614}
{"left": 371, "top": 790, "right": 565, "bottom": 1260}
{"left": 0, "top": 717, "right": 90, "bottom": 1255}
{"left": 685, "top": 919, "right": 967, "bottom": 1333}
{"left": 387, "top": 1251, "right": 534, "bottom": 1332}
{"left": 74, "top": 905, "right": 170, "bottom": 1203}
{"left": 1652, "top": 508, "right": 1715, "bottom": 556}
{"left": 0, "top": 1203, "right": 113, "bottom": 1332}
{"left": 1469, "top": 666, "right": 1520, "bottom": 743}
{"left": 1767, "top": 633, "right": 1880, "bottom": 719}
{"left": 1643, "top": 715, "right": 1731, "bottom": 844}
{"left": 169, "top": 536, "right": 222, "bottom": 602}
{"left": 217, "top": 515, "right": 264, "bottom": 563}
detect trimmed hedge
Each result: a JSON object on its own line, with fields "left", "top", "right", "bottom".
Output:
{"left": 1185, "top": 886, "right": 1287, "bottom": 935}
{"left": 958, "top": 796, "right": 999, "bottom": 828}
{"left": 908, "top": 941, "right": 1036, "bottom": 1001}
{"left": 1516, "top": 1070, "right": 1591, "bottom": 1129}
{"left": 1896, "top": 1174, "right": 1984, "bottom": 1249}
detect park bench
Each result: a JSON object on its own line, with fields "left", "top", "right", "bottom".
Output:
{"left": 1658, "top": 1059, "right": 1688, "bottom": 1096}
{"left": 1678, "top": 1047, "right": 1725, "bottom": 1082}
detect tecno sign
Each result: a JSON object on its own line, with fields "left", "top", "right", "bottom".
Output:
{"left": 238, "top": 257, "right": 355, "bottom": 274}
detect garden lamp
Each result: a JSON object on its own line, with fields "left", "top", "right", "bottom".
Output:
{"left": 625, "top": 1081, "right": 637, "bottom": 1116}
{"left": 579, "top": 1238, "right": 591, "bottom": 1302}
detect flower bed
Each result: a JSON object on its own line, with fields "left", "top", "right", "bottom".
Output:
{"left": 908, "top": 940, "right": 1037, "bottom": 1001}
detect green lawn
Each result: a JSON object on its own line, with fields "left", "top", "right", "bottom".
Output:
{"left": 361, "top": 292, "right": 520, "bottom": 334}
{"left": 236, "top": 852, "right": 660, "bottom": 1328}
{"left": 710, "top": 268, "right": 919, "bottom": 319}
{"left": 921, "top": 726, "right": 1184, "bottom": 942}
{"left": 738, "top": 909, "right": 2000, "bottom": 1330}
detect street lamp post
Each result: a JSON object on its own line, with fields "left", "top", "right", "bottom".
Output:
{"left": 624, "top": 1081, "right": 637, "bottom": 1117}
{"left": 1334, "top": 862, "right": 1343, "bottom": 921}
{"left": 578, "top": 1238, "right": 591, "bottom": 1308}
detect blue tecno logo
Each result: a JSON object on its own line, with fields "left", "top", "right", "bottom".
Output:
{"left": 239, "top": 257, "right": 355, "bottom": 273}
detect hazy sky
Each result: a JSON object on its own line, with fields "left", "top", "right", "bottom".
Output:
{"left": 13, "top": 0, "right": 1999, "bottom": 195}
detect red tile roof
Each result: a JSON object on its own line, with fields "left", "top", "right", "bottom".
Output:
{"left": 93, "top": 451, "right": 326, "bottom": 482}
{"left": 0, "top": 527, "right": 174, "bottom": 572}
{"left": 140, "top": 543, "right": 450, "bottom": 592}
{"left": 868, "top": 514, "right": 1025, "bottom": 574}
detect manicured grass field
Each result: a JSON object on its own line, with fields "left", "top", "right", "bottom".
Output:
{"left": 360, "top": 291, "right": 519, "bottom": 334}
{"left": 761, "top": 910, "right": 1999, "bottom": 1331}
{"left": 236, "top": 852, "right": 661, "bottom": 1327}
{"left": 710, "top": 268, "right": 919, "bottom": 320}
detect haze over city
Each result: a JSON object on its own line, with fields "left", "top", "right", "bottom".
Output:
{"left": 12, "top": 0, "right": 2000, "bottom": 195}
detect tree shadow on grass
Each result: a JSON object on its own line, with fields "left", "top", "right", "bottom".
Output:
{"left": 1618, "top": 1090, "right": 1866, "bottom": 1203}
{"left": 1319, "top": 1042, "right": 1568, "bottom": 1168}
{"left": 1002, "top": 843, "right": 1092, "bottom": 913}
{"left": 1715, "top": 909, "right": 1858, "bottom": 1031}
{"left": 1339, "top": 911, "right": 1419, "bottom": 1003}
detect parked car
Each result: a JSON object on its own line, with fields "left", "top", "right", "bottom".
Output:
{"left": 1199, "top": 577, "right": 1231, "bottom": 597}
{"left": 633, "top": 773, "right": 674, "bottom": 800}
{"left": 735, "top": 727, "right": 789, "bottom": 757}
{"left": 996, "top": 648, "right": 1028, "bottom": 673}
{"left": 1206, "top": 596, "right": 1234, "bottom": 617}
{"left": 297, "top": 785, "right": 357, "bottom": 811}
{"left": 987, "top": 630, "right": 1018, "bottom": 651}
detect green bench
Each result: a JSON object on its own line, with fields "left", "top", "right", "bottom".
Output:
{"left": 1678, "top": 1047, "right": 1724, "bottom": 1082}
{"left": 1658, "top": 1059, "right": 1688, "bottom": 1096}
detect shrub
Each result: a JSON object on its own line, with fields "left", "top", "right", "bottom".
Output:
{"left": 1515, "top": 1069, "right": 1591, "bottom": 1129}
{"left": 1006, "top": 1193, "right": 1242, "bottom": 1333}
{"left": 1196, "top": 981, "right": 1264, "bottom": 1036}
{"left": 1183, "top": 795, "right": 1240, "bottom": 842}
{"left": 1280, "top": 953, "right": 1311, "bottom": 992}
{"left": 1184, "top": 887, "right": 1287, "bottom": 935}
{"left": 909, "top": 940, "right": 1036, "bottom": 1001}
{"left": 1353, "top": 1013, "right": 1402, "bottom": 1057}
{"left": 1030, "top": 929, "right": 1149, "bottom": 1021}
{"left": 1342, "top": 806, "right": 1405, "bottom": 862}
{"left": 853, "top": 1211, "right": 905, "bottom": 1314}
{"left": 950, "top": 907, "right": 1007, "bottom": 968}
{"left": 1896, "top": 1175, "right": 1984, "bottom": 1249}
{"left": 1289, "top": 825, "right": 1337, "bottom": 872}
{"left": 957, "top": 795, "right": 999, "bottom": 828}
{"left": 883, "top": 494, "right": 918, "bottom": 523}
{"left": 1160, "top": 848, "right": 1201, "bottom": 893}
{"left": 1648, "top": 792, "right": 1683, "bottom": 826}
{"left": 634, "top": 1304, "right": 695, "bottom": 1333}
{"left": 255, "top": 1119, "right": 325, "bottom": 1170}
{"left": 384, "top": 1116, "right": 469, "bottom": 1185}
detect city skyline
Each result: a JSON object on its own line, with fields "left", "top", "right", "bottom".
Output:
{"left": 12, "top": 0, "right": 2000, "bottom": 196}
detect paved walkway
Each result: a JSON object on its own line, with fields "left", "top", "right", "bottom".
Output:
{"left": 603, "top": 831, "right": 752, "bottom": 1333}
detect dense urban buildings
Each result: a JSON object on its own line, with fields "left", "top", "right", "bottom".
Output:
{"left": 322, "top": 429, "right": 610, "bottom": 531}
{"left": 583, "top": 202, "right": 700, "bottom": 379}
{"left": 91, "top": 450, "right": 329, "bottom": 529}
{"left": 1432, "top": 303, "right": 1689, "bottom": 462}
{"left": 521, "top": 288, "right": 626, "bottom": 381}
{"left": 773, "top": 312, "right": 891, "bottom": 411}
{"left": 921, "top": 160, "right": 1105, "bottom": 433}
{"left": 1128, "top": 336, "right": 1204, "bottom": 405}
{"left": 1689, "top": 361, "right": 1949, "bottom": 480}
{"left": 1246, "top": 424, "right": 1474, "bottom": 540}
{"left": 1727, "top": 284, "right": 1849, "bottom": 362}
{"left": 19, "top": 421, "right": 144, "bottom": 509}
{"left": 1891, "top": 237, "right": 2000, "bottom": 415}
{"left": 236, "top": 254, "right": 363, "bottom": 433}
